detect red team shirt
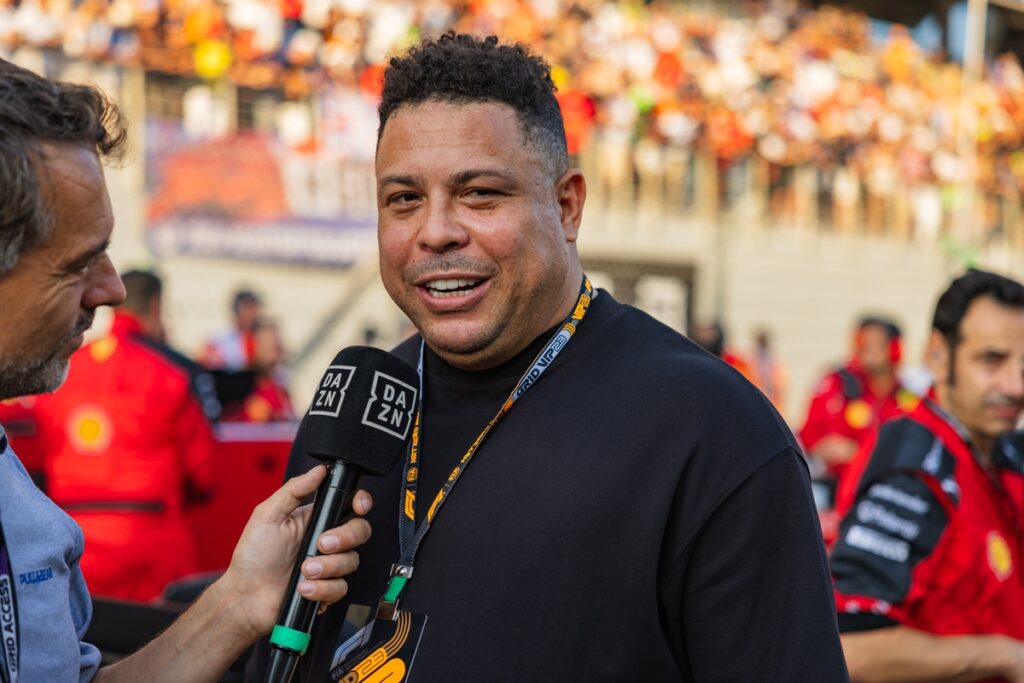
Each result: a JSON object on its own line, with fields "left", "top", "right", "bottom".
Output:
{"left": 219, "top": 375, "right": 294, "bottom": 423}
{"left": 32, "top": 312, "right": 219, "bottom": 601}
{"left": 800, "top": 364, "right": 912, "bottom": 483}
{"left": 831, "top": 399, "right": 1024, "bottom": 681}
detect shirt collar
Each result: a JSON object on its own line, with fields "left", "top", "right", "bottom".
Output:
{"left": 924, "top": 397, "right": 972, "bottom": 444}
{"left": 925, "top": 397, "right": 1024, "bottom": 474}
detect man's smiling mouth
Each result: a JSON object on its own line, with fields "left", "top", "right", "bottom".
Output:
{"left": 424, "top": 278, "right": 484, "bottom": 298}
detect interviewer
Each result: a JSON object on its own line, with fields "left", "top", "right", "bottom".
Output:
{"left": 0, "top": 57, "right": 372, "bottom": 682}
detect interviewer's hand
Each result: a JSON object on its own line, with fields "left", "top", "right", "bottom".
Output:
{"left": 219, "top": 465, "right": 372, "bottom": 640}
{"left": 94, "top": 466, "right": 372, "bottom": 683}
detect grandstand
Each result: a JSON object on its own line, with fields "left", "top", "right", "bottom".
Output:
{"left": 4, "top": 0, "right": 1024, "bottom": 419}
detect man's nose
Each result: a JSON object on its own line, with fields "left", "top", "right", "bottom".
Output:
{"left": 417, "top": 201, "right": 469, "bottom": 254}
{"left": 82, "top": 254, "right": 125, "bottom": 311}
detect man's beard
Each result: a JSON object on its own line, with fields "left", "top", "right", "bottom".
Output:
{"left": 0, "top": 316, "right": 93, "bottom": 401}
{"left": 0, "top": 354, "right": 71, "bottom": 401}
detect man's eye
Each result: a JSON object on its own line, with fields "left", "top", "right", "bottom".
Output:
{"left": 70, "top": 259, "right": 94, "bottom": 275}
{"left": 388, "top": 192, "right": 420, "bottom": 207}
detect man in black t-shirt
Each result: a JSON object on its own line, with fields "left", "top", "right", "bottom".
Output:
{"left": 248, "top": 34, "right": 848, "bottom": 682}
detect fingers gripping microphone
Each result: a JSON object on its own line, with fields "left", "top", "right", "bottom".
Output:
{"left": 266, "top": 347, "right": 418, "bottom": 683}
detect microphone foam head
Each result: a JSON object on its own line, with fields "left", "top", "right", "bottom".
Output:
{"left": 304, "top": 346, "right": 418, "bottom": 475}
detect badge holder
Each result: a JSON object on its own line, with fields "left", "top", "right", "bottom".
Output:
{"left": 329, "top": 566, "right": 426, "bottom": 683}
{"left": 375, "top": 565, "right": 411, "bottom": 621}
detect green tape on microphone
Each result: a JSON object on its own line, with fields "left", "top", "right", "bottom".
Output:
{"left": 270, "top": 625, "right": 311, "bottom": 654}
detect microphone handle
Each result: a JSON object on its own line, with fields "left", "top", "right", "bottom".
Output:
{"left": 266, "top": 460, "right": 361, "bottom": 683}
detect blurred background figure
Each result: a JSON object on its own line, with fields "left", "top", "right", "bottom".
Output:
{"left": 750, "top": 328, "right": 789, "bottom": 415}
{"left": 200, "top": 288, "right": 262, "bottom": 371}
{"left": 690, "top": 320, "right": 755, "bottom": 381}
{"left": 31, "top": 270, "right": 219, "bottom": 601}
{"left": 220, "top": 320, "right": 295, "bottom": 422}
{"left": 799, "top": 316, "right": 917, "bottom": 488}
{"left": 362, "top": 327, "right": 379, "bottom": 348}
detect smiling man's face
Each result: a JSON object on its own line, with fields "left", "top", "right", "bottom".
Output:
{"left": 375, "top": 99, "right": 585, "bottom": 370}
{"left": 0, "top": 144, "right": 125, "bottom": 400}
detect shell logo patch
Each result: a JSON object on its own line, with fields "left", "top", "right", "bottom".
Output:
{"left": 987, "top": 531, "right": 1013, "bottom": 581}
{"left": 246, "top": 395, "right": 273, "bottom": 422}
{"left": 89, "top": 335, "right": 118, "bottom": 363}
{"left": 66, "top": 405, "right": 113, "bottom": 454}
{"left": 896, "top": 389, "right": 920, "bottom": 413}
{"left": 845, "top": 399, "right": 872, "bottom": 429}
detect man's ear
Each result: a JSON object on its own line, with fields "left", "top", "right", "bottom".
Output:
{"left": 925, "top": 329, "right": 950, "bottom": 385}
{"left": 556, "top": 169, "right": 586, "bottom": 243}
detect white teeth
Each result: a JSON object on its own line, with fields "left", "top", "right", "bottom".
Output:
{"left": 425, "top": 278, "right": 481, "bottom": 297}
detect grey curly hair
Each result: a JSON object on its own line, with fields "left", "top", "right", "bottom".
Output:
{"left": 0, "top": 58, "right": 128, "bottom": 275}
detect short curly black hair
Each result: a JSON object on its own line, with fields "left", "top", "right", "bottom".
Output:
{"left": 0, "top": 58, "right": 127, "bottom": 275}
{"left": 378, "top": 33, "right": 568, "bottom": 177}
{"left": 932, "top": 268, "right": 1024, "bottom": 383}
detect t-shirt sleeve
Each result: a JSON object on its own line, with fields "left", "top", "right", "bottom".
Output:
{"left": 681, "top": 448, "right": 849, "bottom": 681}
{"left": 830, "top": 473, "right": 949, "bottom": 631}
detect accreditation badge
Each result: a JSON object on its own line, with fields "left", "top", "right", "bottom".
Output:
{"left": 328, "top": 605, "right": 427, "bottom": 683}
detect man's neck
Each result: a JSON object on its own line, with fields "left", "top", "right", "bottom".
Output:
{"left": 970, "top": 433, "right": 997, "bottom": 469}
{"left": 865, "top": 371, "right": 896, "bottom": 398}
{"left": 932, "top": 392, "right": 998, "bottom": 470}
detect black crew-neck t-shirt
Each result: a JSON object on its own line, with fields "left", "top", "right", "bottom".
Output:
{"left": 407, "top": 319, "right": 561, "bottom": 525}
{"left": 248, "top": 291, "right": 848, "bottom": 682}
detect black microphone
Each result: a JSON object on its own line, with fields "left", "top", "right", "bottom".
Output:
{"left": 265, "top": 346, "right": 418, "bottom": 683}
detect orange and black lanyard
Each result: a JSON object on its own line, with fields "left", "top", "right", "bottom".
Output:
{"left": 376, "top": 276, "right": 594, "bottom": 620}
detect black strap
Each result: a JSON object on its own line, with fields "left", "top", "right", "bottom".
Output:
{"left": 837, "top": 368, "right": 863, "bottom": 400}
{"left": 0, "top": 508, "right": 19, "bottom": 683}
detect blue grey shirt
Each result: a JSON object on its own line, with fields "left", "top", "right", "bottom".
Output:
{"left": 0, "top": 426, "right": 100, "bottom": 682}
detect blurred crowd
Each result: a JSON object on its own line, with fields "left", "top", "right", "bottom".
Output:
{"left": 7, "top": 0, "right": 1024, "bottom": 228}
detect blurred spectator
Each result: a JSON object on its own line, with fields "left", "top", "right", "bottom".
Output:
{"left": 201, "top": 287, "right": 262, "bottom": 370}
{"left": 31, "top": 270, "right": 219, "bottom": 602}
{"left": 220, "top": 320, "right": 295, "bottom": 422}
{"left": 362, "top": 326, "right": 379, "bottom": 347}
{"left": 799, "top": 316, "right": 917, "bottom": 487}
{"left": 750, "top": 327, "right": 788, "bottom": 413}
{"left": 691, "top": 320, "right": 755, "bottom": 381}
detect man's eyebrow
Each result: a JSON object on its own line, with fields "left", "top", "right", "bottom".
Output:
{"left": 63, "top": 239, "right": 110, "bottom": 270}
{"left": 378, "top": 174, "right": 422, "bottom": 191}
{"left": 449, "top": 169, "right": 517, "bottom": 187}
